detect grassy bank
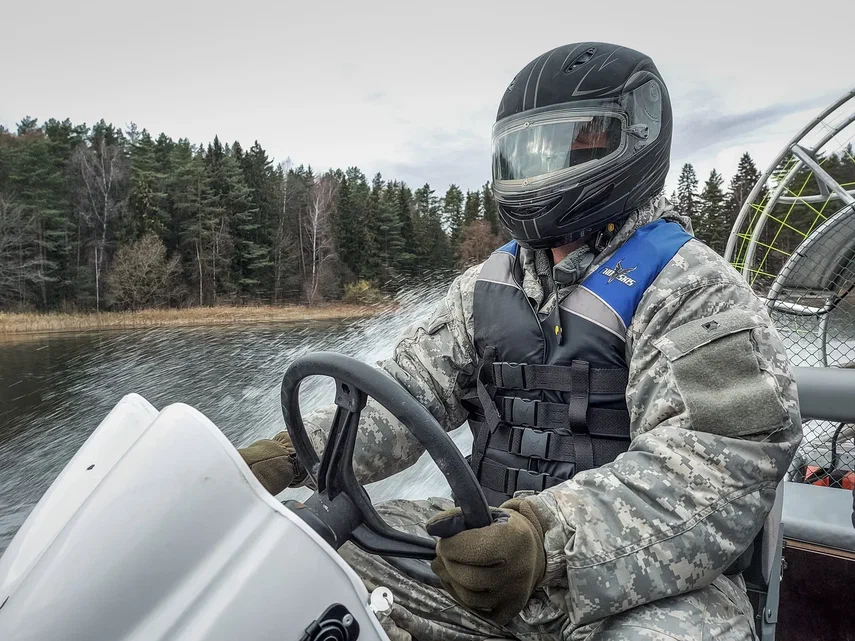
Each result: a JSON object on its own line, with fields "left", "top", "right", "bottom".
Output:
{"left": 0, "top": 304, "right": 385, "bottom": 335}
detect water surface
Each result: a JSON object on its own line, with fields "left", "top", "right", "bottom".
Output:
{"left": 0, "top": 284, "right": 472, "bottom": 553}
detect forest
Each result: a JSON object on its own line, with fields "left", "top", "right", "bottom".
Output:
{"left": 672, "top": 146, "right": 855, "bottom": 284}
{"left": 0, "top": 117, "right": 504, "bottom": 312}
{"left": 1, "top": 115, "right": 852, "bottom": 313}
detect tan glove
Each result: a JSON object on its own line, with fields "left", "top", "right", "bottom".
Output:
{"left": 238, "top": 430, "right": 305, "bottom": 495}
{"left": 425, "top": 498, "right": 546, "bottom": 625}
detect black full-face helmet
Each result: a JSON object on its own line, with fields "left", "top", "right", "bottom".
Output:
{"left": 492, "top": 42, "right": 672, "bottom": 249}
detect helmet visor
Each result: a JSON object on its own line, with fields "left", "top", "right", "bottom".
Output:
{"left": 491, "top": 78, "right": 665, "bottom": 199}
{"left": 493, "top": 113, "right": 625, "bottom": 184}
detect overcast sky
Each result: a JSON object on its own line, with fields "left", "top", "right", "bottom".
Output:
{"left": 3, "top": 0, "right": 854, "bottom": 194}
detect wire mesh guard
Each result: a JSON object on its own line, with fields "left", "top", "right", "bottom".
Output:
{"left": 726, "top": 88, "right": 855, "bottom": 481}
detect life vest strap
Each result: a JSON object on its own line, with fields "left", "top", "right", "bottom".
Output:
{"left": 478, "top": 458, "right": 565, "bottom": 495}
{"left": 491, "top": 361, "right": 628, "bottom": 393}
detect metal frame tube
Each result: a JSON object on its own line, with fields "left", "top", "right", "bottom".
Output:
{"left": 765, "top": 204, "right": 855, "bottom": 306}
{"left": 819, "top": 312, "right": 830, "bottom": 367}
{"left": 778, "top": 188, "right": 855, "bottom": 204}
{"left": 724, "top": 87, "right": 855, "bottom": 262}
{"left": 736, "top": 114, "right": 855, "bottom": 280}
{"left": 790, "top": 145, "right": 855, "bottom": 206}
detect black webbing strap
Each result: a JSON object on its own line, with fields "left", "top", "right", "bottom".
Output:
{"left": 569, "top": 360, "right": 594, "bottom": 472}
{"left": 479, "top": 458, "right": 564, "bottom": 496}
{"left": 491, "top": 361, "right": 627, "bottom": 394}
{"left": 469, "top": 347, "right": 500, "bottom": 477}
{"left": 486, "top": 414, "right": 630, "bottom": 464}
{"left": 505, "top": 424, "right": 574, "bottom": 462}
{"left": 495, "top": 397, "right": 630, "bottom": 435}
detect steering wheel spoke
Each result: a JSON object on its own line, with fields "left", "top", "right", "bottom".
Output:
{"left": 317, "top": 379, "right": 366, "bottom": 498}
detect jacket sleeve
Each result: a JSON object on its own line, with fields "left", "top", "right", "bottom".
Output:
{"left": 525, "top": 239, "right": 803, "bottom": 625}
{"left": 299, "top": 266, "right": 481, "bottom": 485}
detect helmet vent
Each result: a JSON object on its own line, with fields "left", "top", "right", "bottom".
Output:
{"left": 499, "top": 197, "right": 561, "bottom": 221}
{"left": 565, "top": 47, "right": 597, "bottom": 73}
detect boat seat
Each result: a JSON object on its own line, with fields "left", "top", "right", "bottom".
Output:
{"left": 781, "top": 481, "right": 855, "bottom": 553}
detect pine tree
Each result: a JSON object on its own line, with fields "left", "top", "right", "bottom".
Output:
{"left": 42, "top": 118, "right": 88, "bottom": 306}
{"left": 16, "top": 116, "right": 39, "bottom": 136}
{"left": 5, "top": 120, "right": 67, "bottom": 307}
{"left": 360, "top": 173, "right": 402, "bottom": 285}
{"left": 442, "top": 184, "right": 464, "bottom": 247}
{"left": 334, "top": 167, "right": 370, "bottom": 279}
{"left": 204, "top": 137, "right": 257, "bottom": 298}
{"left": 238, "top": 141, "right": 277, "bottom": 297}
{"left": 696, "top": 169, "right": 727, "bottom": 253}
{"left": 170, "top": 140, "right": 211, "bottom": 304}
{"left": 414, "top": 183, "right": 452, "bottom": 271}
{"left": 726, "top": 153, "right": 762, "bottom": 230}
{"left": 395, "top": 183, "right": 418, "bottom": 275}
{"left": 675, "top": 163, "right": 699, "bottom": 220}
{"left": 127, "top": 129, "right": 169, "bottom": 242}
{"left": 482, "top": 182, "right": 500, "bottom": 236}
{"left": 376, "top": 179, "right": 404, "bottom": 280}
{"left": 89, "top": 119, "right": 125, "bottom": 150}
{"left": 725, "top": 152, "right": 768, "bottom": 267}
{"left": 463, "top": 190, "right": 482, "bottom": 226}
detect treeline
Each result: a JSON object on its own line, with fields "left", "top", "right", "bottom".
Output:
{"left": 670, "top": 152, "right": 763, "bottom": 255}
{"left": 672, "top": 147, "right": 855, "bottom": 274}
{"left": 0, "top": 117, "right": 505, "bottom": 312}
{"left": 6, "top": 115, "right": 852, "bottom": 314}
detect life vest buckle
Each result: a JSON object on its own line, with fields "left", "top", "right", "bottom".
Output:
{"left": 520, "top": 428, "right": 550, "bottom": 459}
{"left": 511, "top": 398, "right": 538, "bottom": 427}
{"left": 514, "top": 469, "right": 549, "bottom": 493}
{"left": 495, "top": 362, "right": 525, "bottom": 389}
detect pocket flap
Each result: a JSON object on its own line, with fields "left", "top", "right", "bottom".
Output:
{"left": 654, "top": 308, "right": 761, "bottom": 361}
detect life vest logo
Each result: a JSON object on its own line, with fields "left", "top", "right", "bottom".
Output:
{"left": 601, "top": 259, "right": 637, "bottom": 286}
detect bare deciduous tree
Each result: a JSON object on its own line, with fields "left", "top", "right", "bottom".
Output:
{"left": 304, "top": 172, "right": 338, "bottom": 304}
{"left": 457, "top": 220, "right": 505, "bottom": 268}
{"left": 0, "top": 195, "right": 51, "bottom": 307}
{"left": 106, "top": 233, "right": 180, "bottom": 310}
{"left": 72, "top": 139, "right": 128, "bottom": 311}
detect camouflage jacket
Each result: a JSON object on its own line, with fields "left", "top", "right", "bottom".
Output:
{"left": 301, "top": 196, "right": 802, "bottom": 627}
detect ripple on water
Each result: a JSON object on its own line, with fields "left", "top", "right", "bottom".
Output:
{"left": 0, "top": 281, "right": 473, "bottom": 553}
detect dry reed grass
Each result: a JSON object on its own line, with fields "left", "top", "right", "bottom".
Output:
{"left": 0, "top": 304, "right": 385, "bottom": 336}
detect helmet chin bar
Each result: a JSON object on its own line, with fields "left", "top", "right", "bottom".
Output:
{"left": 498, "top": 188, "right": 630, "bottom": 252}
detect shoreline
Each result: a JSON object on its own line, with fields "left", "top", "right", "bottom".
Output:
{"left": 0, "top": 304, "right": 387, "bottom": 336}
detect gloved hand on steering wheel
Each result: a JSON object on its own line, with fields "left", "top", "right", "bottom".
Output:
{"left": 238, "top": 431, "right": 307, "bottom": 495}
{"left": 426, "top": 498, "right": 547, "bottom": 625}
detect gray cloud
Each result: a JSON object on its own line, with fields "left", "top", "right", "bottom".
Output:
{"left": 4, "top": 0, "right": 852, "bottom": 197}
{"left": 379, "top": 94, "right": 838, "bottom": 194}
{"left": 381, "top": 129, "right": 491, "bottom": 192}
{"left": 671, "top": 94, "right": 835, "bottom": 164}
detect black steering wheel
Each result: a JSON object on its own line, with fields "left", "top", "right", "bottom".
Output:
{"left": 280, "top": 352, "right": 491, "bottom": 581}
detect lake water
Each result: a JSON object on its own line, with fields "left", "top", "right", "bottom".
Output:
{"left": 3, "top": 286, "right": 854, "bottom": 554}
{"left": 0, "top": 282, "right": 473, "bottom": 553}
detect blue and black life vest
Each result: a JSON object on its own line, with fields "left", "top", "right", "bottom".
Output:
{"left": 466, "top": 219, "right": 693, "bottom": 506}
